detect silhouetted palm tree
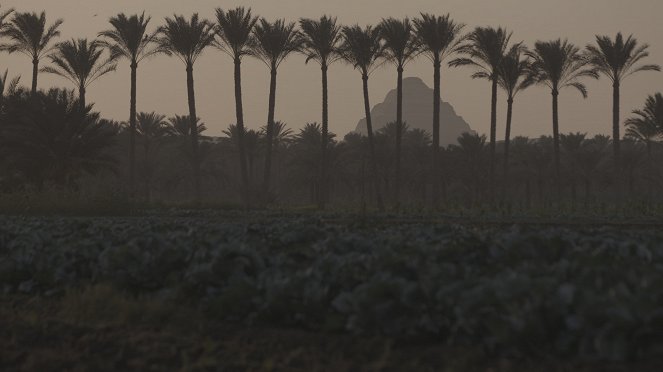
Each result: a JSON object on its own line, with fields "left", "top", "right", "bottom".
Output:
{"left": 625, "top": 93, "right": 663, "bottom": 194}
{"left": 99, "top": 12, "right": 158, "bottom": 198}
{"left": 167, "top": 114, "right": 206, "bottom": 137}
{"left": 527, "top": 39, "right": 598, "bottom": 190}
{"left": 252, "top": 18, "right": 301, "bottom": 200}
{"left": 42, "top": 38, "right": 117, "bottom": 108}
{"left": 451, "top": 27, "right": 511, "bottom": 196}
{"left": 136, "top": 112, "right": 168, "bottom": 202}
{"left": 496, "top": 44, "right": 532, "bottom": 184}
{"left": 157, "top": 14, "right": 215, "bottom": 203}
{"left": 299, "top": 15, "right": 343, "bottom": 209}
{"left": 378, "top": 17, "right": 418, "bottom": 208}
{"left": 586, "top": 33, "right": 660, "bottom": 166}
{"left": 0, "top": 69, "right": 20, "bottom": 110}
{"left": 338, "top": 24, "right": 385, "bottom": 212}
{"left": 413, "top": 13, "right": 465, "bottom": 207}
{"left": 0, "top": 88, "right": 117, "bottom": 187}
{"left": 216, "top": 7, "right": 258, "bottom": 208}
{"left": 0, "top": 11, "right": 63, "bottom": 93}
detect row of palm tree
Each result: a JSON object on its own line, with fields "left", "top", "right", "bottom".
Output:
{"left": 0, "top": 5, "right": 660, "bottom": 209}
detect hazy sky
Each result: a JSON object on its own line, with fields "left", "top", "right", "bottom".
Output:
{"left": 2, "top": 0, "right": 663, "bottom": 140}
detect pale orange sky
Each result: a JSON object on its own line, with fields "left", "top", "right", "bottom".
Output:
{"left": 2, "top": 0, "right": 663, "bottom": 139}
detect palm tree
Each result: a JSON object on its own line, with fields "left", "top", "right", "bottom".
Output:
{"left": 586, "top": 33, "right": 660, "bottom": 166}
{"left": 413, "top": 13, "right": 465, "bottom": 207}
{"left": 338, "top": 24, "right": 385, "bottom": 212}
{"left": 378, "top": 17, "right": 418, "bottom": 208}
{"left": 136, "top": 112, "right": 168, "bottom": 202}
{"left": 526, "top": 39, "right": 598, "bottom": 190}
{"left": 0, "top": 5, "right": 13, "bottom": 32}
{"left": 42, "top": 38, "right": 117, "bottom": 108}
{"left": 157, "top": 14, "right": 215, "bottom": 203}
{"left": 625, "top": 93, "right": 663, "bottom": 196}
{"left": 496, "top": 44, "right": 532, "bottom": 185}
{"left": 450, "top": 27, "right": 511, "bottom": 196}
{"left": 299, "top": 15, "right": 343, "bottom": 209}
{"left": 215, "top": 7, "right": 258, "bottom": 208}
{"left": 99, "top": 12, "right": 158, "bottom": 198}
{"left": 0, "top": 11, "right": 63, "bottom": 94}
{"left": 166, "top": 114, "right": 207, "bottom": 137}
{"left": 0, "top": 69, "right": 20, "bottom": 110}
{"left": 252, "top": 18, "right": 301, "bottom": 200}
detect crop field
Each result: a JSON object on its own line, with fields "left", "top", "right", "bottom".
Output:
{"left": 2, "top": 212, "right": 663, "bottom": 371}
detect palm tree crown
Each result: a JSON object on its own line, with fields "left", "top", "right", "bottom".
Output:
{"left": 0, "top": 11, "right": 62, "bottom": 60}
{"left": 526, "top": 39, "right": 598, "bottom": 96}
{"left": 338, "top": 25, "right": 384, "bottom": 75}
{"left": 157, "top": 14, "right": 216, "bottom": 66}
{"left": 42, "top": 39, "right": 117, "bottom": 95}
{"left": 136, "top": 112, "right": 168, "bottom": 137}
{"left": 215, "top": 7, "right": 258, "bottom": 60}
{"left": 412, "top": 13, "right": 465, "bottom": 63}
{"left": 625, "top": 93, "right": 663, "bottom": 137}
{"left": 586, "top": 33, "right": 660, "bottom": 85}
{"left": 98, "top": 12, "right": 158, "bottom": 64}
{"left": 450, "top": 26, "right": 511, "bottom": 79}
{"left": 498, "top": 44, "right": 533, "bottom": 99}
{"left": 299, "top": 15, "right": 342, "bottom": 66}
{"left": 0, "top": 5, "right": 14, "bottom": 32}
{"left": 252, "top": 18, "right": 301, "bottom": 68}
{"left": 378, "top": 18, "right": 418, "bottom": 68}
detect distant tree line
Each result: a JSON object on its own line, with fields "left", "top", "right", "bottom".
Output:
{"left": 0, "top": 5, "right": 661, "bottom": 211}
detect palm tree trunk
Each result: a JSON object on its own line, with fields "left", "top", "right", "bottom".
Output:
{"left": 129, "top": 61, "right": 137, "bottom": 198}
{"left": 31, "top": 58, "right": 38, "bottom": 94}
{"left": 489, "top": 75, "right": 498, "bottom": 201}
{"left": 79, "top": 84, "right": 86, "bottom": 109}
{"left": 362, "top": 72, "right": 384, "bottom": 212}
{"left": 320, "top": 63, "right": 329, "bottom": 209}
{"left": 613, "top": 82, "right": 622, "bottom": 204}
{"left": 431, "top": 55, "right": 441, "bottom": 208}
{"left": 234, "top": 57, "right": 250, "bottom": 208}
{"left": 395, "top": 65, "right": 404, "bottom": 209}
{"left": 186, "top": 64, "right": 201, "bottom": 203}
{"left": 612, "top": 82, "right": 621, "bottom": 164}
{"left": 503, "top": 97, "right": 514, "bottom": 200}
{"left": 144, "top": 139, "right": 150, "bottom": 202}
{"left": 552, "top": 89, "right": 561, "bottom": 196}
{"left": 262, "top": 65, "right": 278, "bottom": 202}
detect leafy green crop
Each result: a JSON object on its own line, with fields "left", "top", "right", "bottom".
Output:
{"left": 1, "top": 216, "right": 662, "bottom": 361}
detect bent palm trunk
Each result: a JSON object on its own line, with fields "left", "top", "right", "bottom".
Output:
{"left": 503, "top": 97, "right": 514, "bottom": 200}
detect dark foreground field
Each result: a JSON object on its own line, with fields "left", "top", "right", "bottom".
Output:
{"left": 1, "top": 212, "right": 663, "bottom": 371}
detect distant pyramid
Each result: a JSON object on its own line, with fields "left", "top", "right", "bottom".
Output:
{"left": 355, "top": 77, "right": 474, "bottom": 146}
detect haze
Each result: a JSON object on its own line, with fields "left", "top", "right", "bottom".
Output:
{"left": 3, "top": 0, "right": 662, "bottom": 139}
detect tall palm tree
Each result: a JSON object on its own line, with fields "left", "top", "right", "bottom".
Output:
{"left": 526, "top": 39, "right": 598, "bottom": 189}
{"left": 586, "top": 33, "right": 660, "bottom": 167}
{"left": 216, "top": 7, "right": 258, "bottom": 208}
{"left": 450, "top": 27, "right": 511, "bottom": 197}
{"left": 251, "top": 18, "right": 301, "bottom": 200}
{"left": 0, "top": 11, "right": 63, "bottom": 93}
{"left": 378, "top": 17, "right": 418, "bottom": 208}
{"left": 496, "top": 44, "right": 532, "bottom": 184}
{"left": 136, "top": 112, "right": 168, "bottom": 202}
{"left": 42, "top": 38, "right": 117, "bottom": 108}
{"left": 413, "top": 13, "right": 465, "bottom": 207}
{"left": 99, "top": 12, "right": 158, "bottom": 198}
{"left": 338, "top": 24, "right": 385, "bottom": 212}
{"left": 0, "top": 69, "right": 20, "bottom": 110}
{"left": 299, "top": 15, "right": 343, "bottom": 209}
{"left": 157, "top": 14, "right": 215, "bottom": 203}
